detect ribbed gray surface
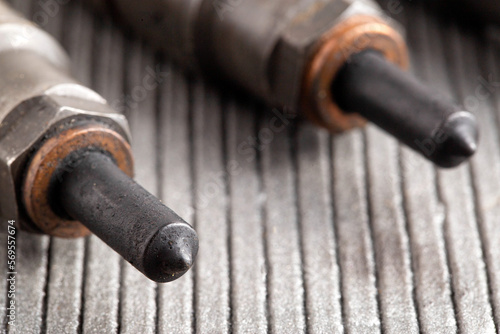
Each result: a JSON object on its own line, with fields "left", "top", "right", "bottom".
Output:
{"left": 5, "top": 0, "right": 500, "bottom": 333}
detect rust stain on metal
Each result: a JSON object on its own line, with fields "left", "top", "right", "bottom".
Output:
{"left": 302, "top": 14, "right": 409, "bottom": 133}
{"left": 23, "top": 123, "right": 134, "bottom": 238}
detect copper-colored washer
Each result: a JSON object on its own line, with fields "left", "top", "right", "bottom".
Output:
{"left": 302, "top": 15, "right": 409, "bottom": 133}
{"left": 23, "top": 124, "right": 134, "bottom": 238}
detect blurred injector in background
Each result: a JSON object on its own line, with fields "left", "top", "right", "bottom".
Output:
{"left": 87, "top": 0, "right": 479, "bottom": 167}
{"left": 0, "top": 1, "right": 198, "bottom": 283}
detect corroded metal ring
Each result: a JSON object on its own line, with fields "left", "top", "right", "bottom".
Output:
{"left": 302, "top": 14, "right": 409, "bottom": 133}
{"left": 23, "top": 123, "right": 134, "bottom": 238}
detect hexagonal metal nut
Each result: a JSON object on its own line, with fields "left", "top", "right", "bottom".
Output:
{"left": 268, "top": 0, "right": 390, "bottom": 109}
{"left": 0, "top": 92, "right": 130, "bottom": 232}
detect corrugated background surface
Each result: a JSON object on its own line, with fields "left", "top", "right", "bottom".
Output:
{"left": 2, "top": 0, "right": 500, "bottom": 333}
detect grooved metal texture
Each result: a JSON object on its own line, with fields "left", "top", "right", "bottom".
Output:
{"left": 4, "top": 0, "right": 500, "bottom": 333}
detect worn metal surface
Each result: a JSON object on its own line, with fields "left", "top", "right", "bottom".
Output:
{"left": 5, "top": 0, "right": 500, "bottom": 333}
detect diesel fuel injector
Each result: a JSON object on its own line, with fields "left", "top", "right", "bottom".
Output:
{"left": 86, "top": 0, "right": 479, "bottom": 167}
{"left": 0, "top": 1, "right": 198, "bottom": 282}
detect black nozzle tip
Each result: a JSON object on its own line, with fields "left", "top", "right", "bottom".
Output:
{"left": 432, "top": 111, "right": 479, "bottom": 168}
{"left": 332, "top": 50, "right": 479, "bottom": 168}
{"left": 143, "top": 222, "right": 199, "bottom": 283}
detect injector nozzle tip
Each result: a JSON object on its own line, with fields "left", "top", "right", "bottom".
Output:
{"left": 144, "top": 222, "right": 199, "bottom": 283}
{"left": 55, "top": 149, "right": 198, "bottom": 283}
{"left": 432, "top": 112, "right": 479, "bottom": 168}
{"left": 333, "top": 50, "right": 480, "bottom": 167}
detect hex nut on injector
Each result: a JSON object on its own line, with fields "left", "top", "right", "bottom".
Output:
{"left": 300, "top": 14, "right": 408, "bottom": 132}
{"left": 21, "top": 101, "right": 133, "bottom": 238}
{"left": 263, "top": 1, "right": 409, "bottom": 132}
{"left": 0, "top": 92, "right": 132, "bottom": 236}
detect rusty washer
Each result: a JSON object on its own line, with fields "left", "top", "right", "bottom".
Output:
{"left": 302, "top": 14, "right": 409, "bottom": 132}
{"left": 23, "top": 124, "right": 134, "bottom": 238}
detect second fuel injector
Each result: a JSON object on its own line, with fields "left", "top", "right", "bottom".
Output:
{"left": 0, "top": 1, "right": 198, "bottom": 282}
{"left": 86, "top": 0, "right": 479, "bottom": 167}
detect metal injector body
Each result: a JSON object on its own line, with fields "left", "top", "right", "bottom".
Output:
{"left": 87, "top": 0, "right": 478, "bottom": 167}
{"left": 0, "top": 1, "right": 198, "bottom": 283}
